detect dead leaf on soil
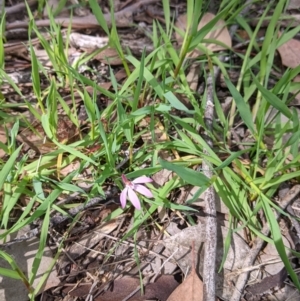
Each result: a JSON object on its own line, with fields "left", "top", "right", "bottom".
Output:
{"left": 93, "top": 47, "right": 123, "bottom": 65}
{"left": 276, "top": 33, "right": 300, "bottom": 104}
{"left": 175, "top": 12, "right": 232, "bottom": 56}
{"left": 277, "top": 34, "right": 300, "bottom": 69}
{"left": 95, "top": 275, "right": 178, "bottom": 301}
{"left": 0, "top": 229, "right": 60, "bottom": 301}
{"left": 245, "top": 267, "right": 287, "bottom": 297}
{"left": 60, "top": 160, "right": 81, "bottom": 177}
{"left": 164, "top": 223, "right": 252, "bottom": 300}
{"left": 152, "top": 169, "right": 173, "bottom": 187}
{"left": 260, "top": 237, "right": 291, "bottom": 276}
{"left": 59, "top": 159, "right": 94, "bottom": 189}
{"left": 287, "top": 0, "right": 300, "bottom": 10}
{"left": 167, "top": 267, "right": 203, "bottom": 301}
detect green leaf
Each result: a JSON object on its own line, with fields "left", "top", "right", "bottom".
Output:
{"left": 252, "top": 74, "right": 292, "bottom": 118}
{"left": 29, "top": 205, "right": 50, "bottom": 284}
{"left": 215, "top": 149, "right": 253, "bottom": 170}
{"left": 0, "top": 145, "right": 22, "bottom": 191}
{"left": 88, "top": 0, "right": 109, "bottom": 34}
{"left": 262, "top": 195, "right": 300, "bottom": 291}
{"left": 41, "top": 114, "right": 53, "bottom": 139}
{"left": 117, "top": 101, "right": 133, "bottom": 144}
{"left": 130, "top": 106, "right": 152, "bottom": 116}
{"left": 2, "top": 179, "right": 29, "bottom": 228}
{"left": 225, "top": 77, "right": 256, "bottom": 135}
{"left": 54, "top": 141, "right": 97, "bottom": 165}
{"left": 125, "top": 56, "right": 164, "bottom": 98}
{"left": 159, "top": 158, "right": 210, "bottom": 187}
{"left": 0, "top": 11, "right": 6, "bottom": 68}
{"left": 30, "top": 43, "right": 41, "bottom": 100}
{"left": 164, "top": 91, "right": 193, "bottom": 113}
{"left": 54, "top": 182, "right": 86, "bottom": 194}
{"left": 132, "top": 49, "right": 145, "bottom": 111}
{"left": 0, "top": 267, "right": 20, "bottom": 279}
{"left": 162, "top": 0, "right": 171, "bottom": 33}
{"left": 0, "top": 249, "right": 31, "bottom": 287}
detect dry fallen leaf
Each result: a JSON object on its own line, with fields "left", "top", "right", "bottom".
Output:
{"left": 277, "top": 35, "right": 300, "bottom": 69}
{"left": 175, "top": 12, "right": 232, "bottom": 56}
{"left": 93, "top": 48, "right": 123, "bottom": 65}
{"left": 152, "top": 169, "right": 173, "bottom": 187}
{"left": 0, "top": 229, "right": 60, "bottom": 301}
{"left": 95, "top": 275, "right": 178, "bottom": 301}
{"left": 245, "top": 267, "right": 287, "bottom": 296}
{"left": 167, "top": 266, "right": 203, "bottom": 301}
{"left": 164, "top": 223, "right": 252, "bottom": 300}
{"left": 277, "top": 34, "right": 300, "bottom": 104}
{"left": 287, "top": 0, "right": 300, "bottom": 10}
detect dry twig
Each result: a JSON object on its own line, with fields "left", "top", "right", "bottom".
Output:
{"left": 198, "top": 72, "right": 217, "bottom": 301}
{"left": 5, "top": 0, "right": 159, "bottom": 30}
{"left": 198, "top": 2, "right": 253, "bottom": 300}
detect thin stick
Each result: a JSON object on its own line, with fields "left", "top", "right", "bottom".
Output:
{"left": 5, "top": 0, "right": 159, "bottom": 30}
{"left": 198, "top": 1, "right": 254, "bottom": 300}
{"left": 199, "top": 72, "right": 217, "bottom": 301}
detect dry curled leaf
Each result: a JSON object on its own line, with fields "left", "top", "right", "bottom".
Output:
{"left": 175, "top": 12, "right": 232, "bottom": 56}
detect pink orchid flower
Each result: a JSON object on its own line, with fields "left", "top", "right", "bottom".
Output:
{"left": 120, "top": 174, "right": 153, "bottom": 210}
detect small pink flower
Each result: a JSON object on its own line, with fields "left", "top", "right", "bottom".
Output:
{"left": 120, "top": 174, "right": 153, "bottom": 210}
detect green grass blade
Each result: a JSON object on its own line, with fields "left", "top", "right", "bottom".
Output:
{"left": 132, "top": 50, "right": 146, "bottom": 111}
{"left": 0, "top": 12, "right": 5, "bottom": 69}
{"left": 262, "top": 195, "right": 300, "bottom": 290}
{"left": 159, "top": 158, "right": 210, "bottom": 187}
{"left": 88, "top": 0, "right": 109, "bottom": 34}
{"left": 0, "top": 249, "right": 32, "bottom": 291}
{"left": 29, "top": 205, "right": 50, "bottom": 284}
{"left": 162, "top": 0, "right": 171, "bottom": 33}
{"left": 252, "top": 75, "right": 292, "bottom": 118}
{"left": 0, "top": 267, "right": 21, "bottom": 279}
{"left": 0, "top": 145, "right": 22, "bottom": 191}
{"left": 225, "top": 77, "right": 256, "bottom": 135}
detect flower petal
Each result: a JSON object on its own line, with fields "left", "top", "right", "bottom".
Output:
{"left": 120, "top": 187, "right": 128, "bottom": 208}
{"left": 127, "top": 187, "right": 141, "bottom": 210}
{"left": 132, "top": 176, "right": 153, "bottom": 184}
{"left": 121, "top": 174, "right": 129, "bottom": 185}
{"left": 135, "top": 184, "right": 153, "bottom": 198}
